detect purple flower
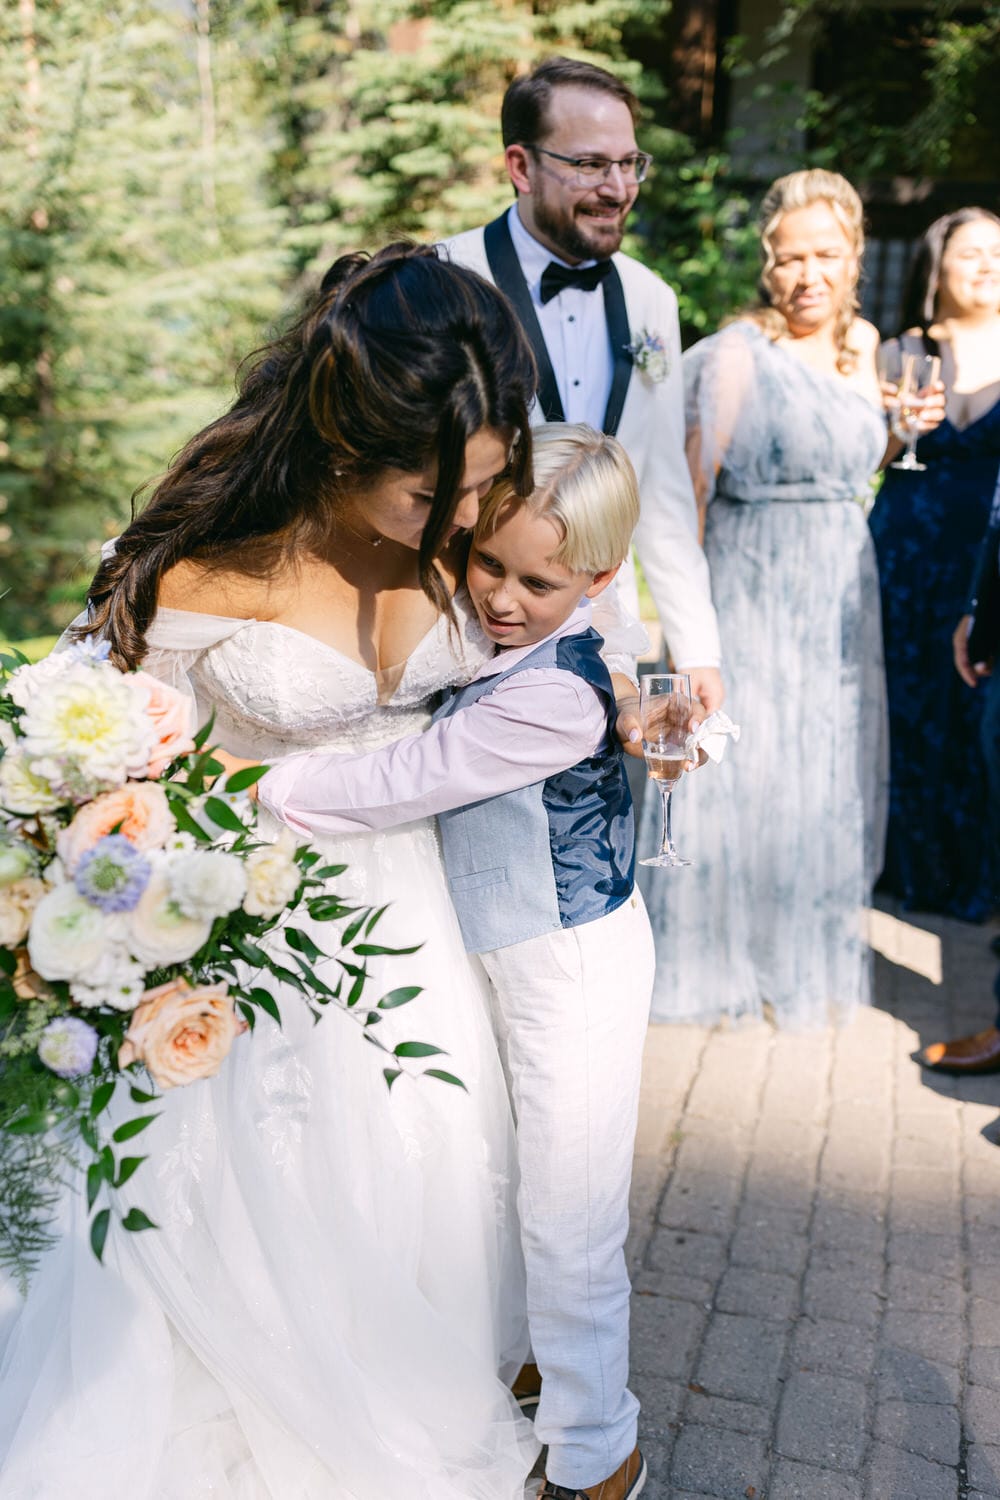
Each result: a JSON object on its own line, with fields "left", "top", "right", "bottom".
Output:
{"left": 38, "top": 1016, "right": 99, "bottom": 1077}
{"left": 74, "top": 834, "right": 151, "bottom": 912}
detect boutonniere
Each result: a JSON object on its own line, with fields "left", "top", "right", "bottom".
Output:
{"left": 626, "top": 328, "right": 670, "bottom": 383}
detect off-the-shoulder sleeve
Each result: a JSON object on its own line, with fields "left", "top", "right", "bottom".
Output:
{"left": 683, "top": 324, "right": 758, "bottom": 508}
{"left": 141, "top": 609, "right": 251, "bottom": 702}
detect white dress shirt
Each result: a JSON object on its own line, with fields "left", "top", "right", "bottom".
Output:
{"left": 507, "top": 206, "right": 613, "bottom": 431}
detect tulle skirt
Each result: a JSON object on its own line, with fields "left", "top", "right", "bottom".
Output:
{"left": 0, "top": 816, "right": 537, "bottom": 1499}
{"left": 638, "top": 498, "right": 888, "bottom": 1030}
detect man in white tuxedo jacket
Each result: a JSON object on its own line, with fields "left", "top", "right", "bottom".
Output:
{"left": 441, "top": 55, "right": 724, "bottom": 712}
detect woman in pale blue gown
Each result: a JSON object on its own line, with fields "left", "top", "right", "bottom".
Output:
{"left": 639, "top": 170, "right": 890, "bottom": 1029}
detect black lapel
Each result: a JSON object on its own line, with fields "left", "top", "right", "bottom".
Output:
{"left": 601, "top": 263, "right": 633, "bottom": 436}
{"left": 483, "top": 212, "right": 565, "bottom": 423}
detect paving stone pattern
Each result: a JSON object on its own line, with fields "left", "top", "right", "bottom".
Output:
{"left": 627, "top": 903, "right": 1000, "bottom": 1499}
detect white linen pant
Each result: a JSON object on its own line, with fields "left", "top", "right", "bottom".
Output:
{"left": 476, "top": 890, "right": 655, "bottom": 1489}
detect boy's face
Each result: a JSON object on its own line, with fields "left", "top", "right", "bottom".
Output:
{"left": 467, "top": 502, "right": 616, "bottom": 649}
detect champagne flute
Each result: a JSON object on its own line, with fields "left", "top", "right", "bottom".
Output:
{"left": 878, "top": 345, "right": 940, "bottom": 472}
{"left": 639, "top": 672, "right": 693, "bottom": 868}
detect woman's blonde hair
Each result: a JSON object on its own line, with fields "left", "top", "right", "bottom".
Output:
{"left": 751, "top": 168, "right": 865, "bottom": 374}
{"left": 476, "top": 423, "right": 639, "bottom": 574}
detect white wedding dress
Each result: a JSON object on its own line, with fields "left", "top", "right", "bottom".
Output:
{"left": 0, "top": 599, "right": 539, "bottom": 1499}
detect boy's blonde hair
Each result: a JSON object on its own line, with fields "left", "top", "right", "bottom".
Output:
{"left": 476, "top": 423, "right": 639, "bottom": 574}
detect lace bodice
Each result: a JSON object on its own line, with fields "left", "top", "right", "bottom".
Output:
{"left": 142, "top": 594, "right": 493, "bottom": 760}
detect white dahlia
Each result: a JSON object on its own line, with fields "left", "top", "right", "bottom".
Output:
{"left": 17, "top": 659, "right": 154, "bottom": 798}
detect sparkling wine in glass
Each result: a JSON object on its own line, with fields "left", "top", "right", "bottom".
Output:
{"left": 878, "top": 345, "right": 940, "bottom": 473}
{"left": 639, "top": 672, "right": 693, "bottom": 869}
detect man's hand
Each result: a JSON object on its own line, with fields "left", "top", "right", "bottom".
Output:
{"left": 953, "top": 614, "right": 993, "bottom": 688}
{"left": 687, "top": 665, "right": 724, "bottom": 713}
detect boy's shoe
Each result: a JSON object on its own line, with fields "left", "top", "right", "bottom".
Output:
{"left": 512, "top": 1361, "right": 543, "bottom": 1414}
{"left": 538, "top": 1447, "right": 646, "bottom": 1500}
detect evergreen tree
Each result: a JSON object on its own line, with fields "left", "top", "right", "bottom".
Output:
{"left": 0, "top": 0, "right": 289, "bottom": 641}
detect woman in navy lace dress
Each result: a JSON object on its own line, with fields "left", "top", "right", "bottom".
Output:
{"left": 869, "top": 208, "right": 1000, "bottom": 920}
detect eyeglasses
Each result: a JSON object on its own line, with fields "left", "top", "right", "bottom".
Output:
{"left": 523, "top": 145, "right": 653, "bottom": 185}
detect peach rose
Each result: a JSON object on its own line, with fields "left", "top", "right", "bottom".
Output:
{"left": 118, "top": 977, "right": 248, "bottom": 1090}
{"left": 58, "top": 782, "right": 175, "bottom": 873}
{"left": 130, "top": 673, "right": 197, "bottom": 779}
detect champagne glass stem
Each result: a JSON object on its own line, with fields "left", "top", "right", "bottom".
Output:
{"left": 659, "top": 783, "right": 677, "bottom": 860}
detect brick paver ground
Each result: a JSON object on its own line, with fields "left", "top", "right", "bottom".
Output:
{"left": 627, "top": 901, "right": 1000, "bottom": 1500}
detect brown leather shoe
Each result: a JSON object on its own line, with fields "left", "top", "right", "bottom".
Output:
{"left": 512, "top": 1361, "right": 542, "bottom": 1413}
{"left": 538, "top": 1446, "right": 646, "bottom": 1499}
{"left": 919, "top": 1026, "right": 1000, "bottom": 1074}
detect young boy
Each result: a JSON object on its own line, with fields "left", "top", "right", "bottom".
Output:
{"left": 258, "top": 423, "right": 656, "bottom": 1500}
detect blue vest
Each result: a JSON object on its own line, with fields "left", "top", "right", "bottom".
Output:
{"left": 432, "top": 628, "right": 635, "bottom": 953}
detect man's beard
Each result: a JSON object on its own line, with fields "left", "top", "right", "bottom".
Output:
{"left": 533, "top": 194, "right": 627, "bottom": 263}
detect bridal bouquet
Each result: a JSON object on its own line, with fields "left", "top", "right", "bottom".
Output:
{"left": 0, "top": 641, "right": 438, "bottom": 1288}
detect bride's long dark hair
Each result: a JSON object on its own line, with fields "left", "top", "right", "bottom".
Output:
{"left": 81, "top": 244, "right": 537, "bottom": 669}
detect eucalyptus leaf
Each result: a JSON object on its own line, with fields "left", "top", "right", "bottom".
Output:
{"left": 364, "top": 905, "right": 388, "bottom": 936}
{"left": 377, "top": 986, "right": 422, "bottom": 1010}
{"left": 223, "top": 764, "right": 270, "bottom": 792}
{"left": 423, "top": 1069, "right": 467, "bottom": 1090}
{"left": 248, "top": 986, "right": 282, "bottom": 1026}
{"left": 7, "top": 1112, "right": 59, "bottom": 1135}
{"left": 284, "top": 927, "right": 324, "bottom": 963}
{"left": 114, "top": 1156, "right": 147, "bottom": 1188}
{"left": 192, "top": 711, "right": 216, "bottom": 751}
{"left": 112, "top": 1114, "right": 160, "bottom": 1144}
{"left": 90, "top": 1208, "right": 111, "bottom": 1263}
{"left": 354, "top": 942, "right": 422, "bottom": 957}
{"left": 90, "top": 1080, "right": 116, "bottom": 1117}
{"left": 204, "top": 796, "right": 248, "bottom": 834}
{"left": 86, "top": 1162, "right": 105, "bottom": 1211}
{"left": 121, "top": 1207, "right": 157, "bottom": 1233}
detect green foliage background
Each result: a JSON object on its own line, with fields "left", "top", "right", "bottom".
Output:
{"left": 1, "top": 0, "right": 995, "bottom": 641}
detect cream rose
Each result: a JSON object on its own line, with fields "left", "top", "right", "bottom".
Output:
{"left": 0, "top": 749, "right": 61, "bottom": 815}
{"left": 118, "top": 977, "right": 247, "bottom": 1090}
{"left": 27, "top": 883, "right": 111, "bottom": 981}
{"left": 58, "top": 782, "right": 175, "bottom": 874}
{"left": 0, "top": 876, "right": 47, "bottom": 948}
{"left": 243, "top": 830, "right": 301, "bottom": 919}
{"left": 130, "top": 673, "right": 197, "bottom": 779}
{"left": 126, "top": 870, "right": 212, "bottom": 967}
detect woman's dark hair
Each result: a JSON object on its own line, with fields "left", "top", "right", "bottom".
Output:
{"left": 82, "top": 243, "right": 537, "bottom": 668}
{"left": 500, "top": 57, "right": 641, "bottom": 149}
{"left": 899, "top": 207, "right": 1000, "bottom": 334}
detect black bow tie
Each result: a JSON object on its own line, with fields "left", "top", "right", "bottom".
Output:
{"left": 538, "top": 259, "right": 612, "bottom": 305}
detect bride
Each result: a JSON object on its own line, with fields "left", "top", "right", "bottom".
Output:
{"left": 0, "top": 246, "right": 541, "bottom": 1498}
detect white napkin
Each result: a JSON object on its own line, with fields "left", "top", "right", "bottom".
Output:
{"left": 684, "top": 710, "right": 741, "bottom": 764}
